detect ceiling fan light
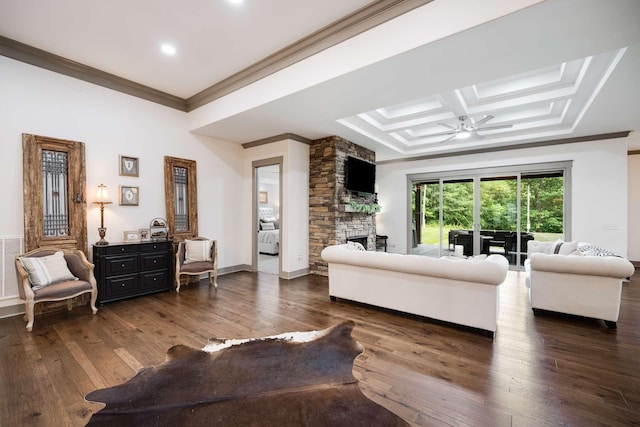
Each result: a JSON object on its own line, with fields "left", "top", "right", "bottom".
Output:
{"left": 456, "top": 130, "right": 472, "bottom": 139}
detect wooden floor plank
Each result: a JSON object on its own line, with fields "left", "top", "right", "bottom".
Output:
{"left": 0, "top": 269, "right": 639, "bottom": 426}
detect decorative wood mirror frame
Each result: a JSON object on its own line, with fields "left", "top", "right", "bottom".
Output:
{"left": 164, "top": 156, "right": 198, "bottom": 241}
{"left": 22, "top": 133, "right": 88, "bottom": 254}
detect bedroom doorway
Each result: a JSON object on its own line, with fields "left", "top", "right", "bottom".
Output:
{"left": 253, "top": 159, "right": 282, "bottom": 275}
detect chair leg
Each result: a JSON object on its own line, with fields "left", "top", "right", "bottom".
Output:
{"left": 175, "top": 272, "right": 181, "bottom": 293}
{"left": 207, "top": 272, "right": 212, "bottom": 287}
{"left": 67, "top": 299, "right": 73, "bottom": 311}
{"left": 90, "top": 291, "right": 98, "bottom": 315}
{"left": 25, "top": 300, "right": 35, "bottom": 332}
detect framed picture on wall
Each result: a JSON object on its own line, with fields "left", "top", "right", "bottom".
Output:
{"left": 119, "top": 155, "right": 139, "bottom": 177}
{"left": 259, "top": 191, "right": 268, "bottom": 203}
{"left": 119, "top": 186, "right": 139, "bottom": 206}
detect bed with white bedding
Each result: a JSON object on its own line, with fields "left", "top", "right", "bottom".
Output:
{"left": 258, "top": 207, "right": 279, "bottom": 255}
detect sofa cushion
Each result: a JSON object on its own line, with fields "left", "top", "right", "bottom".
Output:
{"left": 343, "top": 242, "right": 366, "bottom": 251}
{"left": 552, "top": 240, "right": 579, "bottom": 255}
{"left": 527, "top": 240, "right": 554, "bottom": 256}
{"left": 577, "top": 243, "right": 618, "bottom": 257}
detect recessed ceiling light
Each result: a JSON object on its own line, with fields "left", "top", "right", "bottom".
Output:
{"left": 228, "top": 0, "right": 243, "bottom": 4}
{"left": 161, "top": 44, "right": 176, "bottom": 56}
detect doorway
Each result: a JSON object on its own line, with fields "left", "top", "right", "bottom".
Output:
{"left": 410, "top": 162, "right": 570, "bottom": 268}
{"left": 253, "top": 159, "right": 282, "bottom": 275}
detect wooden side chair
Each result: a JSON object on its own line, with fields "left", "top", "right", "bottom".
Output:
{"left": 175, "top": 237, "right": 218, "bottom": 293}
{"left": 15, "top": 247, "right": 98, "bottom": 331}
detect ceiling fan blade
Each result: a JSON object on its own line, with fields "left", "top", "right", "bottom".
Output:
{"left": 427, "top": 130, "right": 457, "bottom": 137}
{"left": 473, "top": 115, "right": 494, "bottom": 127}
{"left": 477, "top": 124, "right": 513, "bottom": 131}
{"left": 437, "top": 122, "right": 457, "bottom": 130}
{"left": 440, "top": 134, "right": 458, "bottom": 142}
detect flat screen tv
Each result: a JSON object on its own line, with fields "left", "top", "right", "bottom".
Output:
{"left": 345, "top": 156, "right": 376, "bottom": 194}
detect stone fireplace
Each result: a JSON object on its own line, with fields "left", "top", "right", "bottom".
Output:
{"left": 346, "top": 235, "right": 368, "bottom": 248}
{"left": 309, "top": 136, "right": 376, "bottom": 275}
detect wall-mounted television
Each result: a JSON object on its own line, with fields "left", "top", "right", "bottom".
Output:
{"left": 345, "top": 156, "right": 376, "bottom": 194}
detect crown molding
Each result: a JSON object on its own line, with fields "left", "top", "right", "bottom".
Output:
{"left": 0, "top": 1, "right": 431, "bottom": 112}
{"left": 0, "top": 35, "right": 187, "bottom": 111}
{"left": 242, "top": 133, "right": 312, "bottom": 149}
{"left": 186, "top": 0, "right": 433, "bottom": 111}
{"left": 376, "top": 131, "right": 632, "bottom": 165}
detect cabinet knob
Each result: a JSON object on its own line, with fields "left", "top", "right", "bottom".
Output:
{"left": 153, "top": 277, "right": 157, "bottom": 281}
{"left": 121, "top": 263, "right": 125, "bottom": 267}
{"left": 121, "top": 248, "right": 125, "bottom": 252}
{"left": 121, "top": 283, "right": 126, "bottom": 287}
{"left": 153, "top": 260, "right": 157, "bottom": 263}
{"left": 153, "top": 245, "right": 157, "bottom": 249}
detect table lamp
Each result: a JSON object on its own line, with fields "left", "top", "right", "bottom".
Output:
{"left": 93, "top": 183, "right": 112, "bottom": 245}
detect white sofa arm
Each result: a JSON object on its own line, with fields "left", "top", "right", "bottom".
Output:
{"left": 529, "top": 253, "right": 635, "bottom": 278}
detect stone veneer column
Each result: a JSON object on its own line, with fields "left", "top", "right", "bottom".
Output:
{"left": 309, "top": 136, "right": 376, "bottom": 275}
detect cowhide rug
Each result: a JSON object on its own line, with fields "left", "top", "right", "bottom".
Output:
{"left": 85, "top": 320, "right": 409, "bottom": 426}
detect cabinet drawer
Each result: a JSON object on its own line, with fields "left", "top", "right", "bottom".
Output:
{"left": 141, "top": 271, "right": 170, "bottom": 291}
{"left": 104, "top": 275, "right": 138, "bottom": 297}
{"left": 105, "top": 256, "right": 138, "bottom": 276}
{"left": 140, "top": 241, "right": 170, "bottom": 253}
{"left": 104, "top": 245, "right": 139, "bottom": 255}
{"left": 140, "top": 253, "right": 169, "bottom": 271}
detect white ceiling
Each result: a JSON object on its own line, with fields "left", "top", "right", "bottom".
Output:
{"left": 2, "top": 0, "right": 639, "bottom": 161}
{"left": 0, "top": 0, "right": 373, "bottom": 98}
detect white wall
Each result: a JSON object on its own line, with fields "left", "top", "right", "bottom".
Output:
{"left": 376, "top": 137, "right": 630, "bottom": 257}
{"left": 244, "top": 140, "right": 310, "bottom": 276}
{"left": 0, "top": 56, "right": 246, "bottom": 309}
{"left": 628, "top": 152, "right": 640, "bottom": 262}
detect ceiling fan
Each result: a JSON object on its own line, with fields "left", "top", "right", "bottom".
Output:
{"left": 430, "top": 115, "right": 513, "bottom": 142}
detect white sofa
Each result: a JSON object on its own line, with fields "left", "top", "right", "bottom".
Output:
{"left": 525, "top": 240, "right": 635, "bottom": 328}
{"left": 320, "top": 244, "right": 509, "bottom": 337}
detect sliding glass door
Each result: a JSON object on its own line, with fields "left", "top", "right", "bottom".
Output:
{"left": 443, "top": 179, "right": 474, "bottom": 256}
{"left": 480, "top": 176, "right": 518, "bottom": 263}
{"left": 409, "top": 162, "right": 570, "bottom": 268}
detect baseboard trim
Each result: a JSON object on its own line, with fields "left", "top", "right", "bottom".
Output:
{"left": 281, "top": 268, "right": 310, "bottom": 280}
{"left": 218, "top": 264, "right": 251, "bottom": 275}
{"left": 0, "top": 302, "right": 24, "bottom": 319}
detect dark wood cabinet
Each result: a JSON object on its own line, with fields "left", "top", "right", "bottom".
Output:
{"left": 93, "top": 240, "right": 173, "bottom": 303}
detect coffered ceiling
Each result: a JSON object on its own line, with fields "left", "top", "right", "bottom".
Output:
{"left": 1, "top": 0, "right": 639, "bottom": 161}
{"left": 337, "top": 48, "right": 628, "bottom": 157}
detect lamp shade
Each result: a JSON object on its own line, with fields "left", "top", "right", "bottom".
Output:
{"left": 94, "top": 184, "right": 112, "bottom": 204}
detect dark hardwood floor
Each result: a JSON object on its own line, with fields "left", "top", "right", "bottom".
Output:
{"left": 1, "top": 269, "right": 639, "bottom": 426}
